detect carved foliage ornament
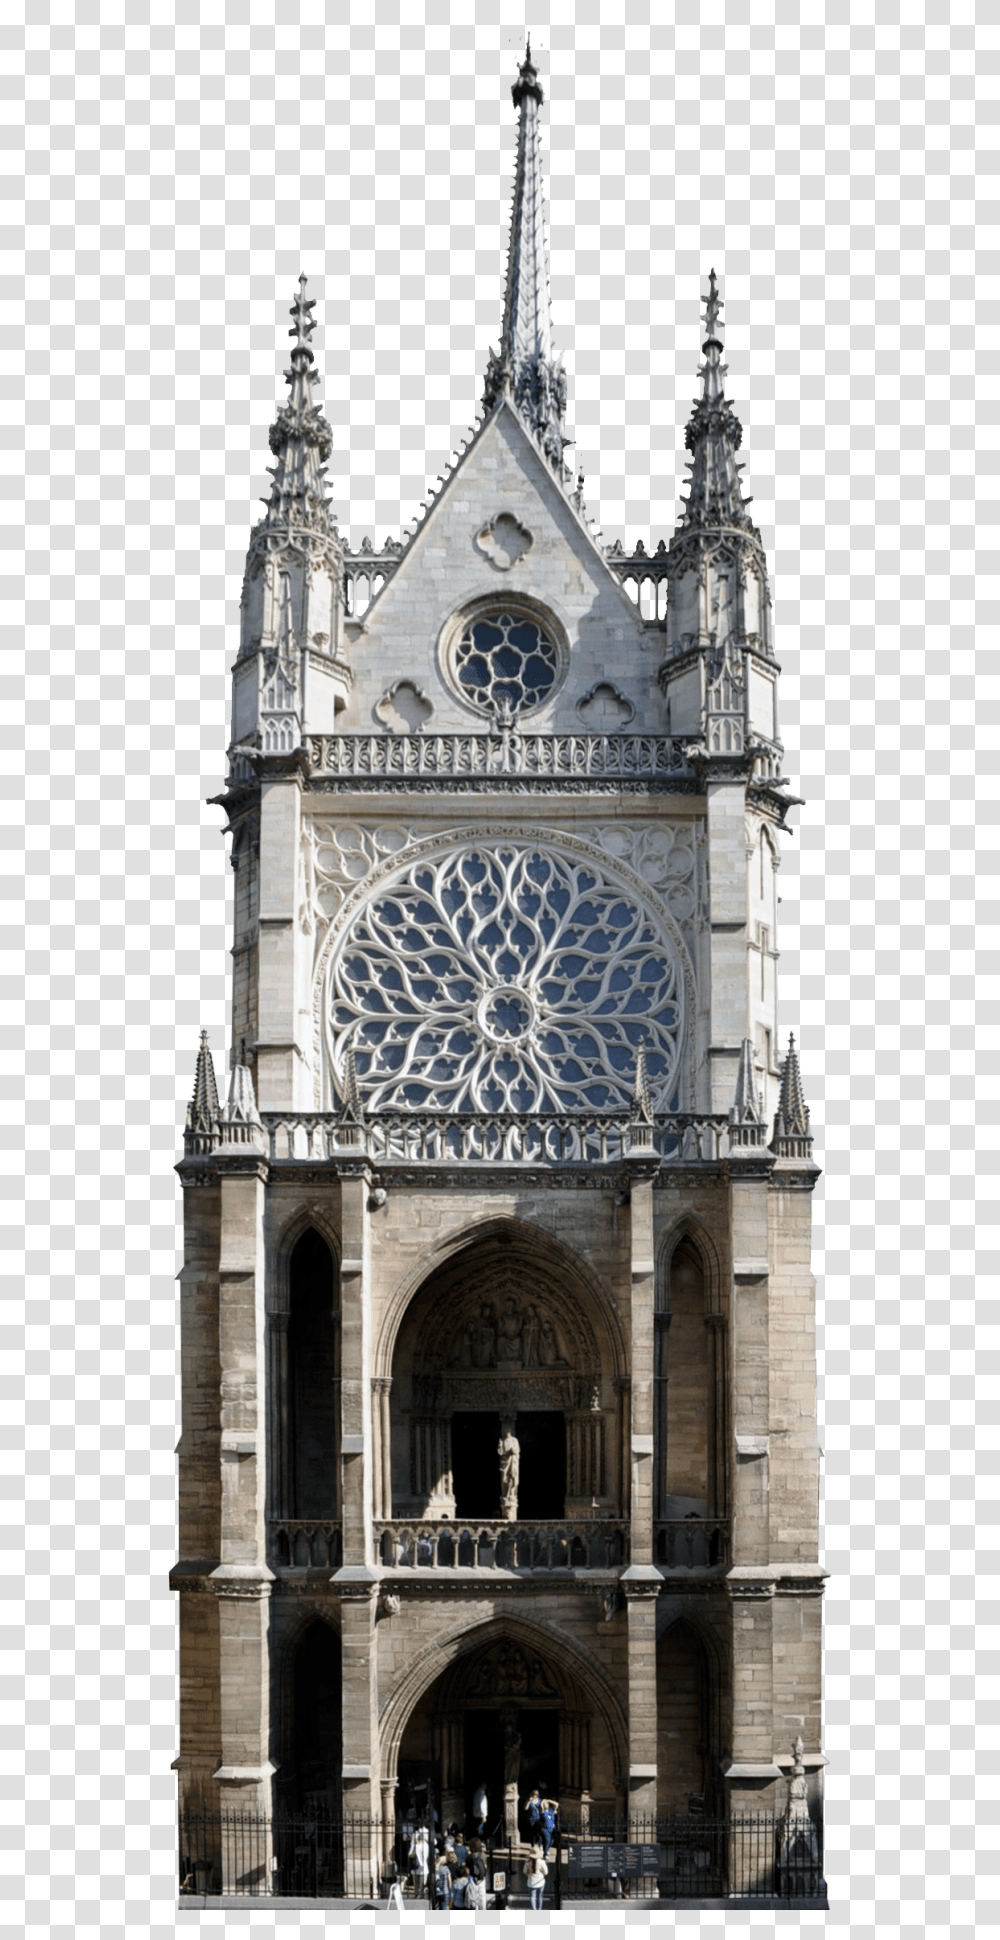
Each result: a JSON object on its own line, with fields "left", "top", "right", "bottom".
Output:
{"left": 326, "top": 837, "right": 684, "bottom": 1113}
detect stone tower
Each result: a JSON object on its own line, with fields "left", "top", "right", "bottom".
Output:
{"left": 173, "top": 46, "right": 825, "bottom": 1897}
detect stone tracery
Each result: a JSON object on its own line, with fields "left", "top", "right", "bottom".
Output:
{"left": 326, "top": 837, "right": 685, "bottom": 1113}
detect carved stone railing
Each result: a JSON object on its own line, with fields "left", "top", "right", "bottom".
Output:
{"left": 259, "top": 1112, "right": 731, "bottom": 1167}
{"left": 305, "top": 730, "right": 689, "bottom": 781}
{"left": 271, "top": 1520, "right": 343, "bottom": 1570}
{"left": 654, "top": 1519, "right": 730, "bottom": 1569}
{"left": 374, "top": 1518, "right": 629, "bottom": 1572}
{"left": 604, "top": 538, "right": 671, "bottom": 623}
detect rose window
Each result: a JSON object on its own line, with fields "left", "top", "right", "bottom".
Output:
{"left": 453, "top": 612, "right": 559, "bottom": 716}
{"left": 328, "top": 840, "right": 683, "bottom": 1113}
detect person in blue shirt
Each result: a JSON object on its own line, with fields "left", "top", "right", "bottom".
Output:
{"left": 451, "top": 1866, "right": 470, "bottom": 1909}
{"left": 434, "top": 1854, "right": 452, "bottom": 1909}
{"left": 524, "top": 1788, "right": 542, "bottom": 1839}
{"left": 539, "top": 1797, "right": 557, "bottom": 1856}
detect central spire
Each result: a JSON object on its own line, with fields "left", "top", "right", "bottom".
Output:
{"left": 483, "top": 44, "right": 568, "bottom": 474}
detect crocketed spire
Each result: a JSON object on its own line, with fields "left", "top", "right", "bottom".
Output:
{"left": 729, "top": 1038, "right": 767, "bottom": 1150}
{"left": 263, "top": 275, "right": 337, "bottom": 536}
{"left": 771, "top": 1034, "right": 813, "bottom": 1159}
{"left": 677, "top": 270, "right": 752, "bottom": 533}
{"left": 482, "top": 44, "right": 568, "bottom": 472}
{"left": 184, "top": 1030, "right": 220, "bottom": 1155}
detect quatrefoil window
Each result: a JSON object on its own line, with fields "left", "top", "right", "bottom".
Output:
{"left": 454, "top": 611, "right": 559, "bottom": 718}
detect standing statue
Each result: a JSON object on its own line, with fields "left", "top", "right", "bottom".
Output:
{"left": 498, "top": 1417, "right": 520, "bottom": 1520}
{"left": 521, "top": 1303, "right": 540, "bottom": 1367}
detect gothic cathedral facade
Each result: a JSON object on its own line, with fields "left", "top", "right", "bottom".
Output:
{"left": 173, "top": 49, "right": 825, "bottom": 1887}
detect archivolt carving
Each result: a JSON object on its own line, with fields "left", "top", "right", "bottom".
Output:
{"left": 410, "top": 1256, "right": 601, "bottom": 1386}
{"left": 313, "top": 827, "right": 694, "bottom": 1114}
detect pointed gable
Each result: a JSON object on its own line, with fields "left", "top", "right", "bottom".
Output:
{"left": 340, "top": 401, "right": 650, "bottom": 734}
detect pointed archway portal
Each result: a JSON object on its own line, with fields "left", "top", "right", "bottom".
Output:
{"left": 395, "top": 1623, "right": 617, "bottom": 1846}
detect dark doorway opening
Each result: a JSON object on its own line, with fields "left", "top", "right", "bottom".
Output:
{"left": 289, "top": 1229, "right": 338, "bottom": 1517}
{"left": 451, "top": 1411, "right": 502, "bottom": 1518}
{"left": 517, "top": 1709, "right": 560, "bottom": 1837}
{"left": 293, "top": 1620, "right": 342, "bottom": 1806}
{"left": 463, "top": 1709, "right": 505, "bottom": 1842}
{"left": 514, "top": 1412, "right": 566, "bottom": 1519}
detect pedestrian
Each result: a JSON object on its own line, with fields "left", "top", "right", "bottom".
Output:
{"left": 468, "top": 1841, "right": 488, "bottom": 1908}
{"left": 408, "top": 1823, "right": 429, "bottom": 1897}
{"left": 434, "top": 1851, "right": 453, "bottom": 1909}
{"left": 524, "top": 1787, "right": 541, "bottom": 1840}
{"left": 454, "top": 1830, "right": 468, "bottom": 1866}
{"left": 473, "top": 1780, "right": 488, "bottom": 1838}
{"left": 523, "top": 1843, "right": 548, "bottom": 1911}
{"left": 539, "top": 1796, "right": 557, "bottom": 1856}
{"left": 451, "top": 1865, "right": 471, "bottom": 1909}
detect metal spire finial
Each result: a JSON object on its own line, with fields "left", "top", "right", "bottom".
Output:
{"left": 482, "top": 48, "right": 569, "bottom": 474}
{"left": 288, "top": 272, "right": 317, "bottom": 356}
{"left": 702, "top": 267, "right": 723, "bottom": 349}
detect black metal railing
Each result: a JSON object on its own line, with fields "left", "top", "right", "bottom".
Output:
{"left": 178, "top": 1808, "right": 825, "bottom": 1904}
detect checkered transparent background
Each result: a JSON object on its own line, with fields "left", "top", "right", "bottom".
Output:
{"left": 2, "top": 0, "right": 996, "bottom": 1933}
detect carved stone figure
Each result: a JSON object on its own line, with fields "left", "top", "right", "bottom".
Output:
{"left": 474, "top": 1303, "right": 497, "bottom": 1369}
{"left": 498, "top": 1418, "right": 520, "bottom": 1520}
{"left": 496, "top": 1297, "right": 522, "bottom": 1365}
{"left": 521, "top": 1303, "right": 540, "bottom": 1367}
{"left": 538, "top": 1316, "right": 567, "bottom": 1367}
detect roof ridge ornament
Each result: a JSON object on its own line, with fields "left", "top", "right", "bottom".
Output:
{"left": 482, "top": 45, "right": 569, "bottom": 476}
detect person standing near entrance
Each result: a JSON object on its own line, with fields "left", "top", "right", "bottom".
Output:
{"left": 539, "top": 1794, "right": 558, "bottom": 1857}
{"left": 524, "top": 1787, "right": 541, "bottom": 1842}
{"left": 523, "top": 1844, "right": 548, "bottom": 1910}
{"left": 473, "top": 1781, "right": 488, "bottom": 1838}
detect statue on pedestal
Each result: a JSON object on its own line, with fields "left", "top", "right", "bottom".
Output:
{"left": 498, "top": 1417, "right": 520, "bottom": 1521}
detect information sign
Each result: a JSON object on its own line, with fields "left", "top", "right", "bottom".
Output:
{"left": 566, "top": 1842, "right": 661, "bottom": 1879}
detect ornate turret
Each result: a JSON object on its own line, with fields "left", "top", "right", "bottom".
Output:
{"left": 771, "top": 1034, "right": 813, "bottom": 1160}
{"left": 659, "top": 275, "right": 780, "bottom": 777}
{"left": 232, "top": 277, "right": 350, "bottom": 766}
{"left": 482, "top": 44, "right": 569, "bottom": 473}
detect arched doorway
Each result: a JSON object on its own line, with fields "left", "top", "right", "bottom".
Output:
{"left": 394, "top": 1623, "right": 620, "bottom": 1843}
{"left": 385, "top": 1227, "right": 620, "bottom": 1527}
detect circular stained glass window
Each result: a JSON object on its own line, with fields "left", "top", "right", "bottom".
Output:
{"left": 453, "top": 611, "right": 559, "bottom": 717}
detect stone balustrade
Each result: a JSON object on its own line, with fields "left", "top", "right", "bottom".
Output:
{"left": 303, "top": 729, "right": 689, "bottom": 781}
{"left": 253, "top": 1111, "right": 730, "bottom": 1168}
{"left": 654, "top": 1519, "right": 730, "bottom": 1569}
{"left": 373, "top": 1517, "right": 629, "bottom": 1572}
{"left": 271, "top": 1520, "right": 343, "bottom": 1570}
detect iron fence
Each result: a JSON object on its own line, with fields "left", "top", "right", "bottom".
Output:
{"left": 178, "top": 1807, "right": 824, "bottom": 1904}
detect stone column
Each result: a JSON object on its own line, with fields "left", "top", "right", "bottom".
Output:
{"left": 209, "top": 1146, "right": 276, "bottom": 1879}
{"left": 627, "top": 1173, "right": 656, "bottom": 1565}
{"left": 704, "top": 1311, "right": 728, "bottom": 1526}
{"left": 334, "top": 1170, "right": 381, "bottom": 1847}
{"left": 338, "top": 1170, "right": 373, "bottom": 1566}
{"left": 380, "top": 1776, "right": 398, "bottom": 1875}
{"left": 268, "top": 1310, "right": 291, "bottom": 1522}
{"left": 378, "top": 1377, "right": 393, "bottom": 1521}
{"left": 255, "top": 770, "right": 304, "bottom": 1111}
{"left": 621, "top": 1569, "right": 660, "bottom": 1823}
